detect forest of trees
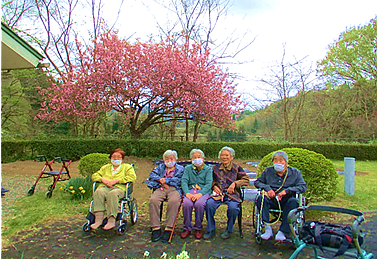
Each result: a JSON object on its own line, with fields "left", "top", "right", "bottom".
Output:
{"left": 1, "top": 1, "right": 376, "bottom": 143}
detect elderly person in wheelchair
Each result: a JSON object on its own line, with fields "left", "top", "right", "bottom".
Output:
{"left": 254, "top": 151, "right": 307, "bottom": 241}
{"left": 147, "top": 150, "right": 185, "bottom": 243}
{"left": 203, "top": 146, "right": 249, "bottom": 240}
{"left": 90, "top": 148, "right": 136, "bottom": 230}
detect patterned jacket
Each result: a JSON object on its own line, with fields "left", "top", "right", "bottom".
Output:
{"left": 212, "top": 163, "right": 249, "bottom": 202}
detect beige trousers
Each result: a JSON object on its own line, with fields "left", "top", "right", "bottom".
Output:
{"left": 93, "top": 186, "right": 125, "bottom": 218}
{"left": 149, "top": 187, "right": 181, "bottom": 231}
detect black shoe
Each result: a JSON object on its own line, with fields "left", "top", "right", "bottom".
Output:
{"left": 203, "top": 230, "right": 215, "bottom": 240}
{"left": 151, "top": 229, "right": 161, "bottom": 242}
{"left": 161, "top": 230, "right": 172, "bottom": 243}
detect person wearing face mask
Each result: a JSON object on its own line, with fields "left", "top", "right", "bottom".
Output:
{"left": 147, "top": 150, "right": 184, "bottom": 243}
{"left": 203, "top": 146, "right": 249, "bottom": 240}
{"left": 180, "top": 149, "right": 213, "bottom": 239}
{"left": 254, "top": 151, "right": 307, "bottom": 241}
{"left": 91, "top": 148, "right": 136, "bottom": 230}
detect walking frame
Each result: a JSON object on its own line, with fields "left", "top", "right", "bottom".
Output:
{"left": 27, "top": 155, "right": 71, "bottom": 198}
{"left": 288, "top": 205, "right": 374, "bottom": 259}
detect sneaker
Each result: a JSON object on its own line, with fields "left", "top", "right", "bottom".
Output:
{"left": 203, "top": 230, "right": 215, "bottom": 240}
{"left": 221, "top": 230, "right": 231, "bottom": 239}
{"left": 151, "top": 229, "right": 161, "bottom": 242}
{"left": 275, "top": 231, "right": 287, "bottom": 241}
{"left": 261, "top": 225, "right": 273, "bottom": 240}
{"left": 161, "top": 230, "right": 172, "bottom": 243}
{"left": 180, "top": 230, "right": 191, "bottom": 239}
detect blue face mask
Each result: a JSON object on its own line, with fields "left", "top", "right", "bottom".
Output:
{"left": 165, "top": 161, "right": 176, "bottom": 168}
{"left": 192, "top": 158, "right": 204, "bottom": 167}
{"left": 111, "top": 160, "right": 122, "bottom": 166}
{"left": 273, "top": 163, "right": 285, "bottom": 172}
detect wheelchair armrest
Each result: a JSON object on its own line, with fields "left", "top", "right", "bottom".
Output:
{"left": 239, "top": 186, "right": 245, "bottom": 201}
{"left": 124, "top": 182, "right": 134, "bottom": 198}
{"left": 93, "top": 181, "right": 99, "bottom": 191}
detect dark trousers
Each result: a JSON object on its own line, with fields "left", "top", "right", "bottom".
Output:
{"left": 206, "top": 196, "right": 240, "bottom": 233}
{"left": 256, "top": 194, "right": 298, "bottom": 234}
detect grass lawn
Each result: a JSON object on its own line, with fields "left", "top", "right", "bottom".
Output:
{"left": 320, "top": 160, "right": 377, "bottom": 211}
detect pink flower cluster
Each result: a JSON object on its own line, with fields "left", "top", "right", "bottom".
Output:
{"left": 38, "top": 31, "right": 244, "bottom": 130}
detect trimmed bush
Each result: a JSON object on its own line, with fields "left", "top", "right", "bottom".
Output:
{"left": 257, "top": 148, "right": 338, "bottom": 203}
{"left": 78, "top": 153, "right": 110, "bottom": 176}
{"left": 2, "top": 138, "right": 376, "bottom": 163}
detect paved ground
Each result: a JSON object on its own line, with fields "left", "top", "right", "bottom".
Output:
{"left": 1, "top": 212, "right": 376, "bottom": 259}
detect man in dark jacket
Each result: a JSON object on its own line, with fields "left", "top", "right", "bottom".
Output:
{"left": 254, "top": 151, "right": 307, "bottom": 241}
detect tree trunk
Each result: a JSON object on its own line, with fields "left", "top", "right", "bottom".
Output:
{"left": 185, "top": 114, "right": 189, "bottom": 141}
{"left": 193, "top": 120, "right": 200, "bottom": 142}
{"left": 170, "top": 119, "right": 177, "bottom": 140}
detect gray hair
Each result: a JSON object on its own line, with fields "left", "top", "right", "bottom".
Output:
{"left": 190, "top": 149, "right": 205, "bottom": 159}
{"left": 272, "top": 151, "right": 288, "bottom": 162}
{"left": 163, "top": 150, "right": 178, "bottom": 160}
{"left": 218, "top": 146, "right": 235, "bottom": 158}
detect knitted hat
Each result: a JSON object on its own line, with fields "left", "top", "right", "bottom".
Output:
{"left": 272, "top": 151, "right": 288, "bottom": 162}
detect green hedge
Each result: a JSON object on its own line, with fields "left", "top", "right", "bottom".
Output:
{"left": 1, "top": 139, "right": 377, "bottom": 163}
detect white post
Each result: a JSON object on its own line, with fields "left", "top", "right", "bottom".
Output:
{"left": 344, "top": 157, "right": 355, "bottom": 195}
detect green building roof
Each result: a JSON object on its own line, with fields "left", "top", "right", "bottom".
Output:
{"left": 1, "top": 22, "right": 45, "bottom": 70}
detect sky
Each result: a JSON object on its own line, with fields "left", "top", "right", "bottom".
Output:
{"left": 102, "top": 0, "right": 377, "bottom": 108}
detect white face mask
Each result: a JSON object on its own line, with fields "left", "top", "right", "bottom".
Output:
{"left": 165, "top": 161, "right": 176, "bottom": 168}
{"left": 192, "top": 158, "right": 204, "bottom": 167}
{"left": 273, "top": 163, "right": 285, "bottom": 172}
{"left": 111, "top": 160, "right": 122, "bottom": 166}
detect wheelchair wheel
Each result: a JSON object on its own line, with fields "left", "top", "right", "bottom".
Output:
{"left": 119, "top": 224, "right": 127, "bottom": 235}
{"left": 252, "top": 202, "right": 257, "bottom": 229}
{"left": 27, "top": 187, "right": 35, "bottom": 196}
{"left": 82, "top": 222, "right": 92, "bottom": 233}
{"left": 45, "top": 190, "right": 52, "bottom": 198}
{"left": 254, "top": 203, "right": 263, "bottom": 244}
{"left": 130, "top": 198, "right": 137, "bottom": 224}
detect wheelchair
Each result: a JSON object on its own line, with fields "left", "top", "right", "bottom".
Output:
{"left": 252, "top": 190, "right": 306, "bottom": 244}
{"left": 288, "top": 205, "right": 374, "bottom": 259}
{"left": 82, "top": 181, "right": 137, "bottom": 235}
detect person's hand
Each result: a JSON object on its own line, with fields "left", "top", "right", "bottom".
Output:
{"left": 162, "top": 183, "right": 170, "bottom": 189}
{"left": 278, "top": 190, "right": 287, "bottom": 200}
{"left": 227, "top": 183, "right": 236, "bottom": 194}
{"left": 267, "top": 189, "right": 276, "bottom": 199}
{"left": 102, "top": 178, "right": 119, "bottom": 187}
{"left": 101, "top": 178, "right": 112, "bottom": 187}
{"left": 186, "top": 193, "right": 194, "bottom": 200}
{"left": 213, "top": 186, "right": 222, "bottom": 195}
{"left": 159, "top": 178, "right": 166, "bottom": 185}
{"left": 192, "top": 193, "right": 203, "bottom": 201}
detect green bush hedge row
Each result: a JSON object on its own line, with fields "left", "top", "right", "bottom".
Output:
{"left": 2, "top": 139, "right": 377, "bottom": 163}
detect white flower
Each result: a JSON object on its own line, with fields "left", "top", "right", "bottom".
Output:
{"left": 161, "top": 252, "right": 167, "bottom": 258}
{"left": 143, "top": 250, "right": 150, "bottom": 257}
{"left": 176, "top": 250, "right": 189, "bottom": 259}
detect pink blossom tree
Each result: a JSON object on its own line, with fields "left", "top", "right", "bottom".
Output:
{"left": 38, "top": 31, "right": 242, "bottom": 138}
